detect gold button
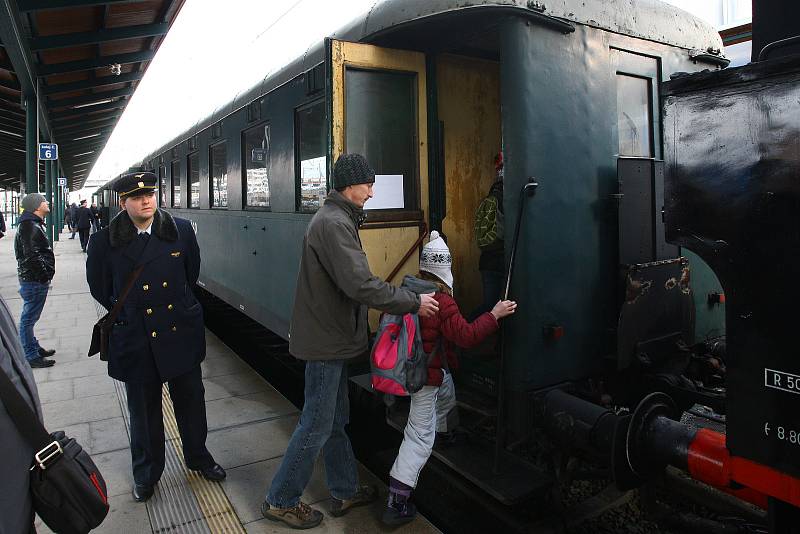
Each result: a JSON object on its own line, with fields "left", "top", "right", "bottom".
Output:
{"left": 151, "top": 331, "right": 157, "bottom": 338}
{"left": 162, "top": 281, "right": 168, "bottom": 288}
{"left": 146, "top": 308, "right": 153, "bottom": 315}
{"left": 171, "top": 326, "right": 177, "bottom": 332}
{"left": 142, "top": 284, "right": 149, "bottom": 291}
{"left": 167, "top": 304, "right": 174, "bottom": 310}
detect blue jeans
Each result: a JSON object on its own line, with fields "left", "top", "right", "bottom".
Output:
{"left": 267, "top": 359, "right": 358, "bottom": 508}
{"left": 18, "top": 281, "right": 50, "bottom": 361}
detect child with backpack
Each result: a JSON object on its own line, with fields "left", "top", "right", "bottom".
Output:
{"left": 382, "top": 231, "right": 517, "bottom": 526}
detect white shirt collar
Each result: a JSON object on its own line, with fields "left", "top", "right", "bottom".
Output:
{"left": 137, "top": 223, "right": 152, "bottom": 235}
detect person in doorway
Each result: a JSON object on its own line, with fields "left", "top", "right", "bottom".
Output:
{"left": 14, "top": 193, "right": 56, "bottom": 368}
{"left": 260, "top": 154, "right": 440, "bottom": 529}
{"left": 0, "top": 293, "right": 44, "bottom": 533}
{"left": 471, "top": 152, "right": 506, "bottom": 318}
{"left": 86, "top": 172, "right": 225, "bottom": 503}
{"left": 383, "top": 231, "right": 516, "bottom": 526}
{"left": 75, "top": 199, "right": 94, "bottom": 252}
{"left": 69, "top": 202, "right": 78, "bottom": 239}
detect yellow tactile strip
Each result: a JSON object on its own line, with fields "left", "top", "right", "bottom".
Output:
{"left": 161, "top": 385, "right": 246, "bottom": 534}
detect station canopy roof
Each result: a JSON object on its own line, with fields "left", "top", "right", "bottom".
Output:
{"left": 0, "top": 0, "right": 185, "bottom": 192}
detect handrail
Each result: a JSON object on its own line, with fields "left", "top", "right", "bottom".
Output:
{"left": 386, "top": 221, "right": 428, "bottom": 283}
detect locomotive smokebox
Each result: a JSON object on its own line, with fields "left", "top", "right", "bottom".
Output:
{"left": 662, "top": 55, "right": 800, "bottom": 480}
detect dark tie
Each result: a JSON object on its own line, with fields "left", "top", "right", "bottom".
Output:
{"left": 138, "top": 232, "right": 150, "bottom": 243}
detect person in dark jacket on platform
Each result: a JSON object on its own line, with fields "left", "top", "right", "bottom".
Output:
{"left": 0, "top": 293, "right": 43, "bottom": 533}
{"left": 383, "top": 232, "right": 516, "bottom": 526}
{"left": 86, "top": 172, "right": 225, "bottom": 503}
{"left": 260, "top": 154, "right": 439, "bottom": 529}
{"left": 14, "top": 193, "right": 57, "bottom": 368}
{"left": 69, "top": 202, "right": 78, "bottom": 239}
{"left": 0, "top": 208, "right": 6, "bottom": 238}
{"left": 75, "top": 199, "right": 94, "bottom": 252}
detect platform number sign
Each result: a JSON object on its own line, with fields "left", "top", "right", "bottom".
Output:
{"left": 39, "top": 143, "right": 58, "bottom": 160}
{"left": 57, "top": 177, "right": 67, "bottom": 187}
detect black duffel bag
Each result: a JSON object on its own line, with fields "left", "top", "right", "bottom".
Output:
{"left": 0, "top": 368, "right": 109, "bottom": 533}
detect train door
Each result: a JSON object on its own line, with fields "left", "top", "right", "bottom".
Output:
{"left": 326, "top": 38, "right": 429, "bottom": 326}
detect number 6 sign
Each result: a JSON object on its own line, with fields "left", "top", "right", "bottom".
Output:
{"left": 38, "top": 143, "right": 58, "bottom": 160}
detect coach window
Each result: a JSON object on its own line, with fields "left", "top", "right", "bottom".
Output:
{"left": 243, "top": 124, "right": 270, "bottom": 209}
{"left": 187, "top": 152, "right": 200, "bottom": 208}
{"left": 616, "top": 74, "right": 653, "bottom": 157}
{"left": 296, "top": 100, "right": 326, "bottom": 213}
{"left": 345, "top": 68, "right": 419, "bottom": 215}
{"left": 210, "top": 142, "right": 228, "bottom": 208}
{"left": 171, "top": 160, "right": 181, "bottom": 208}
{"left": 612, "top": 49, "right": 661, "bottom": 159}
{"left": 158, "top": 165, "right": 167, "bottom": 207}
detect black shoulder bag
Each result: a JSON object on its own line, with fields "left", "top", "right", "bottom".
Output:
{"left": 0, "top": 367, "right": 109, "bottom": 534}
{"left": 88, "top": 264, "right": 145, "bottom": 360}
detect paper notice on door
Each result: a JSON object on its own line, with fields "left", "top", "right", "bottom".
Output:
{"left": 366, "top": 174, "right": 404, "bottom": 210}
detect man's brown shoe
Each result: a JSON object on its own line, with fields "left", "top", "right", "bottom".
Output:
{"left": 261, "top": 500, "right": 323, "bottom": 529}
{"left": 329, "top": 484, "right": 378, "bottom": 517}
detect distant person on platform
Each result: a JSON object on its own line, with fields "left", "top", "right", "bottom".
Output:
{"left": 14, "top": 193, "right": 56, "bottom": 368}
{"left": 0, "top": 208, "right": 5, "bottom": 238}
{"left": 69, "top": 202, "right": 78, "bottom": 239}
{"left": 75, "top": 199, "right": 94, "bottom": 252}
{"left": 90, "top": 202, "right": 101, "bottom": 233}
{"left": 86, "top": 172, "right": 226, "bottom": 503}
{"left": 260, "top": 154, "right": 439, "bottom": 529}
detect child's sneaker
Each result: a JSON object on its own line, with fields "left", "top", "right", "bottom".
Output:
{"left": 382, "top": 493, "right": 417, "bottom": 526}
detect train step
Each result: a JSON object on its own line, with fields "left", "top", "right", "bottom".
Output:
{"left": 384, "top": 403, "right": 552, "bottom": 505}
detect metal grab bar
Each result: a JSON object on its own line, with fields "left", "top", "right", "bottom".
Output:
{"left": 386, "top": 221, "right": 428, "bottom": 283}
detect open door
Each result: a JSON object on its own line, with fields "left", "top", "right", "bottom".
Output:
{"left": 326, "top": 39, "right": 429, "bottom": 325}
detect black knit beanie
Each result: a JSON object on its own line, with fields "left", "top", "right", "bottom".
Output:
{"left": 332, "top": 153, "right": 375, "bottom": 190}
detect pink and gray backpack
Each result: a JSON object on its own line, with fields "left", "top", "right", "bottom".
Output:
{"left": 370, "top": 276, "right": 439, "bottom": 396}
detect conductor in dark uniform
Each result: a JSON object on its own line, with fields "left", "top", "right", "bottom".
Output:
{"left": 86, "top": 172, "right": 225, "bottom": 502}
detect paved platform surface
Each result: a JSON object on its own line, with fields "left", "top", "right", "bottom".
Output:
{"left": 0, "top": 227, "right": 439, "bottom": 534}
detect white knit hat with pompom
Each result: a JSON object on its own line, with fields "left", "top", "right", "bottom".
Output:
{"left": 419, "top": 230, "right": 453, "bottom": 290}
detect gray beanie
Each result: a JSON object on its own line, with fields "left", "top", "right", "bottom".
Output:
{"left": 22, "top": 193, "right": 46, "bottom": 213}
{"left": 332, "top": 154, "right": 375, "bottom": 190}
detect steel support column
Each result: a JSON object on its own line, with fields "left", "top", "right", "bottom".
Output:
{"left": 54, "top": 166, "right": 61, "bottom": 241}
{"left": 44, "top": 158, "right": 53, "bottom": 243}
{"left": 25, "top": 96, "right": 37, "bottom": 193}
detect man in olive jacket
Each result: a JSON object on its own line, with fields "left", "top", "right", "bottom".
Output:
{"left": 262, "top": 154, "right": 439, "bottom": 529}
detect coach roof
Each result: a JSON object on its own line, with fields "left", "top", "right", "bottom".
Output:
{"left": 131, "top": 0, "right": 722, "bottom": 174}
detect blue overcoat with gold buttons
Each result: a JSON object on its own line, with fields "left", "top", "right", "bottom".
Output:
{"left": 86, "top": 209, "right": 205, "bottom": 383}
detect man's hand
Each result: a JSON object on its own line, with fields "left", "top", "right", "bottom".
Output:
{"left": 418, "top": 293, "right": 439, "bottom": 318}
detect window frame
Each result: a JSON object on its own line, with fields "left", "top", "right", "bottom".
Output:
{"left": 170, "top": 159, "right": 181, "bottom": 208}
{"left": 294, "top": 98, "right": 328, "bottom": 214}
{"left": 241, "top": 121, "right": 271, "bottom": 211}
{"left": 611, "top": 48, "right": 662, "bottom": 160}
{"left": 209, "top": 140, "right": 228, "bottom": 209}
{"left": 186, "top": 151, "right": 200, "bottom": 209}
{"left": 158, "top": 164, "right": 167, "bottom": 208}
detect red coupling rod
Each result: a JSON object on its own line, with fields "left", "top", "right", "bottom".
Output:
{"left": 687, "top": 428, "right": 800, "bottom": 509}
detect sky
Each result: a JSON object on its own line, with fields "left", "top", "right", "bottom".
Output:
{"left": 78, "top": 0, "right": 753, "bottom": 199}
{"left": 79, "top": 0, "right": 379, "bottom": 198}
